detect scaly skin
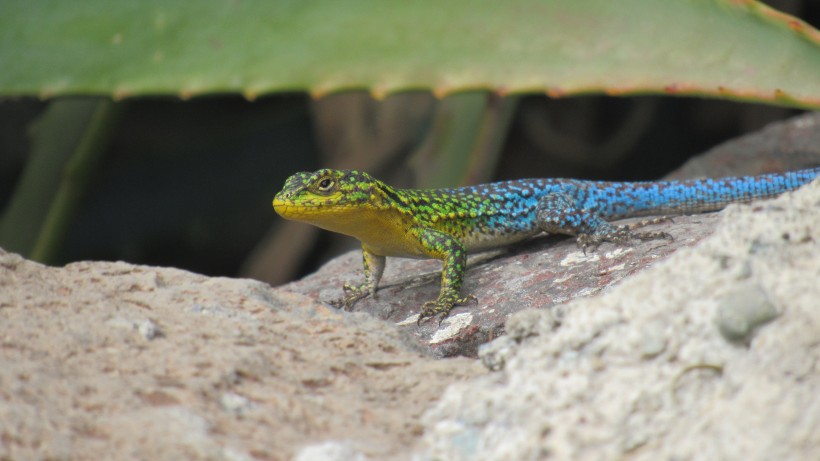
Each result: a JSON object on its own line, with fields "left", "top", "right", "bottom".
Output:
{"left": 273, "top": 167, "right": 819, "bottom": 323}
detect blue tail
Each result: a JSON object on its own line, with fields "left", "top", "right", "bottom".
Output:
{"left": 581, "top": 168, "right": 819, "bottom": 219}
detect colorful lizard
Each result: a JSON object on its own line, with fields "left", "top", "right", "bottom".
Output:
{"left": 273, "top": 168, "right": 818, "bottom": 323}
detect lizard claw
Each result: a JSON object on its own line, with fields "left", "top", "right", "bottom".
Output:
{"left": 329, "top": 282, "right": 373, "bottom": 311}
{"left": 416, "top": 294, "right": 478, "bottom": 326}
{"left": 576, "top": 220, "right": 673, "bottom": 252}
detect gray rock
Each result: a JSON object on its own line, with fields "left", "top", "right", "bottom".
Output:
{"left": 715, "top": 283, "right": 779, "bottom": 344}
{"left": 293, "top": 441, "right": 369, "bottom": 461}
{"left": 0, "top": 249, "right": 481, "bottom": 460}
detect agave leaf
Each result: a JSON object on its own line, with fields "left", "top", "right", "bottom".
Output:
{"left": 1, "top": 0, "right": 818, "bottom": 106}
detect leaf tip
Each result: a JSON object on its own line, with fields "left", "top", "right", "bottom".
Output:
{"left": 746, "top": 0, "right": 820, "bottom": 44}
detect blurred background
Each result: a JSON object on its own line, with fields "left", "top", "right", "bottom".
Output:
{"left": 0, "top": 0, "right": 817, "bottom": 286}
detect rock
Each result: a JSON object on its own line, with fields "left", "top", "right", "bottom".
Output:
{"left": 292, "top": 441, "right": 369, "bottom": 461}
{"left": 0, "top": 252, "right": 482, "bottom": 460}
{"left": 715, "top": 282, "right": 779, "bottom": 345}
{"left": 416, "top": 178, "right": 820, "bottom": 461}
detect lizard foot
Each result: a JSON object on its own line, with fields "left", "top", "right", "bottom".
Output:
{"left": 329, "top": 282, "right": 374, "bottom": 311}
{"left": 577, "top": 221, "right": 673, "bottom": 253}
{"left": 625, "top": 216, "right": 673, "bottom": 230}
{"left": 417, "top": 294, "right": 478, "bottom": 326}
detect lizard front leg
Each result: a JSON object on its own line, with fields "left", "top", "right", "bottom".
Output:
{"left": 536, "top": 192, "right": 671, "bottom": 251}
{"left": 413, "top": 228, "right": 477, "bottom": 325}
{"left": 330, "top": 245, "right": 385, "bottom": 311}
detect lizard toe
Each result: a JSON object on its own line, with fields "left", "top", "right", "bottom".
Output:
{"left": 416, "top": 294, "right": 477, "bottom": 325}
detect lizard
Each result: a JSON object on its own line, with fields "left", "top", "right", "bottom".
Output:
{"left": 272, "top": 167, "right": 819, "bottom": 323}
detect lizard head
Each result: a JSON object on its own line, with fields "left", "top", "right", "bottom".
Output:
{"left": 273, "top": 169, "right": 391, "bottom": 231}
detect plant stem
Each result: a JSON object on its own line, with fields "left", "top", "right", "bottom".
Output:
{"left": 29, "top": 98, "right": 122, "bottom": 263}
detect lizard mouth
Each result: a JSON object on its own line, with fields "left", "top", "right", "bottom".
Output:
{"left": 272, "top": 196, "right": 311, "bottom": 218}
{"left": 272, "top": 195, "right": 352, "bottom": 219}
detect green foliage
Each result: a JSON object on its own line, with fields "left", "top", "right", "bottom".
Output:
{"left": 1, "top": 0, "right": 819, "bottom": 107}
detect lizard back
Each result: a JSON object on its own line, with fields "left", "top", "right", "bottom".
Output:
{"left": 412, "top": 168, "right": 819, "bottom": 251}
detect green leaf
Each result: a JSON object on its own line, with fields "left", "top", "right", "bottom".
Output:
{"left": 1, "top": 0, "right": 819, "bottom": 108}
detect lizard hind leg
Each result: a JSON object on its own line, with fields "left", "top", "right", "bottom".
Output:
{"left": 536, "top": 192, "right": 672, "bottom": 252}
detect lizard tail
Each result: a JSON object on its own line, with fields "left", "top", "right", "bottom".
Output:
{"left": 587, "top": 167, "right": 819, "bottom": 219}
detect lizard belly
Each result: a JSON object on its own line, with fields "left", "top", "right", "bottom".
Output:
{"left": 364, "top": 240, "right": 429, "bottom": 259}
{"left": 348, "top": 212, "right": 430, "bottom": 258}
{"left": 461, "top": 229, "right": 540, "bottom": 252}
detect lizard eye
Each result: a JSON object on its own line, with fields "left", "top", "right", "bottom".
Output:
{"left": 316, "top": 178, "right": 335, "bottom": 192}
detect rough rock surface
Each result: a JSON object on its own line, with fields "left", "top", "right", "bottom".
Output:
{"left": 285, "top": 213, "right": 724, "bottom": 358}
{"left": 0, "top": 253, "right": 482, "bottom": 460}
{"left": 415, "top": 178, "right": 820, "bottom": 461}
